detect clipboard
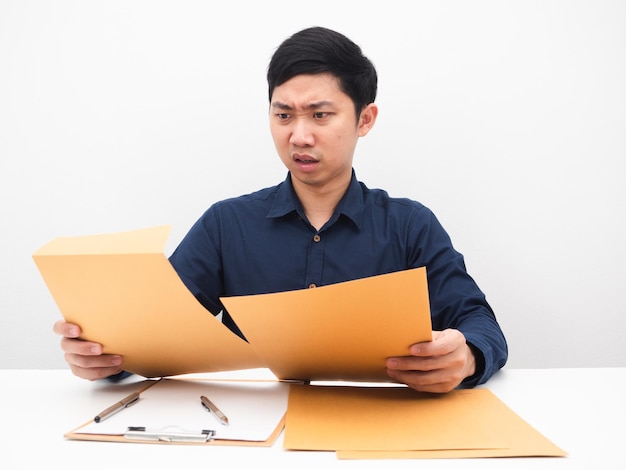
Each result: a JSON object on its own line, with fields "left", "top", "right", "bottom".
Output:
{"left": 66, "top": 377, "right": 291, "bottom": 446}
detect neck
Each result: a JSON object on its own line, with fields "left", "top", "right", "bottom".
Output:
{"left": 292, "top": 175, "right": 351, "bottom": 231}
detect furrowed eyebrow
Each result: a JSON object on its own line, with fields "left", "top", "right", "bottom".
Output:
{"left": 270, "top": 101, "right": 292, "bottom": 111}
{"left": 270, "top": 100, "right": 334, "bottom": 111}
{"left": 306, "top": 100, "right": 333, "bottom": 110}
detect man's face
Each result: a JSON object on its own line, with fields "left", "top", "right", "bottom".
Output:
{"left": 269, "top": 73, "right": 376, "bottom": 193}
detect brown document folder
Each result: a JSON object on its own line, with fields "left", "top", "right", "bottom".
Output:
{"left": 284, "top": 384, "right": 566, "bottom": 458}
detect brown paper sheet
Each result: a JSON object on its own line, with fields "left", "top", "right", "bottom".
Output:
{"left": 34, "top": 226, "right": 432, "bottom": 381}
{"left": 284, "top": 384, "right": 566, "bottom": 458}
{"left": 33, "top": 226, "right": 264, "bottom": 377}
{"left": 222, "top": 267, "right": 432, "bottom": 382}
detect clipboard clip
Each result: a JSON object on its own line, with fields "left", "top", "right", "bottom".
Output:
{"left": 125, "top": 426, "right": 216, "bottom": 443}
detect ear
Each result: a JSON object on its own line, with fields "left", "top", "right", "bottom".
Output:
{"left": 357, "top": 103, "right": 378, "bottom": 137}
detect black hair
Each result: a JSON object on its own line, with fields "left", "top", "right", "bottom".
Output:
{"left": 267, "top": 26, "right": 377, "bottom": 118}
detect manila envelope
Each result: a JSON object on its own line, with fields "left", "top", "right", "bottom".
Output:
{"left": 33, "top": 225, "right": 265, "bottom": 377}
{"left": 284, "top": 385, "right": 566, "bottom": 459}
{"left": 284, "top": 384, "right": 502, "bottom": 452}
{"left": 222, "top": 267, "right": 432, "bottom": 383}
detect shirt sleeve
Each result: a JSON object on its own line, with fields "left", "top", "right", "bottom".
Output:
{"left": 168, "top": 206, "right": 224, "bottom": 316}
{"left": 168, "top": 205, "right": 247, "bottom": 339}
{"left": 407, "top": 206, "right": 508, "bottom": 386}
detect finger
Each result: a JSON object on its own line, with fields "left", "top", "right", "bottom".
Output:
{"left": 63, "top": 350, "right": 123, "bottom": 381}
{"left": 386, "top": 368, "right": 457, "bottom": 393}
{"left": 60, "top": 337, "right": 104, "bottom": 356}
{"left": 409, "top": 381, "right": 457, "bottom": 394}
{"left": 68, "top": 363, "right": 124, "bottom": 381}
{"left": 386, "top": 355, "right": 439, "bottom": 372}
{"left": 53, "top": 320, "right": 81, "bottom": 338}
{"left": 409, "top": 329, "right": 463, "bottom": 356}
{"left": 65, "top": 352, "right": 122, "bottom": 371}
{"left": 402, "top": 331, "right": 443, "bottom": 357}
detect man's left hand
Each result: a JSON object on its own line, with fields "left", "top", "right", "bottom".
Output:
{"left": 386, "top": 329, "right": 476, "bottom": 393}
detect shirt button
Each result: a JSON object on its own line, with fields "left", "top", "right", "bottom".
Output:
{"left": 308, "top": 283, "right": 317, "bottom": 288}
{"left": 313, "top": 234, "right": 321, "bottom": 242}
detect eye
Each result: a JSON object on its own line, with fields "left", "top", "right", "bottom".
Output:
{"left": 313, "top": 112, "right": 329, "bottom": 119}
{"left": 276, "top": 113, "right": 290, "bottom": 120}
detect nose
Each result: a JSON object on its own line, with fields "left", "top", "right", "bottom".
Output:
{"left": 289, "top": 118, "right": 314, "bottom": 147}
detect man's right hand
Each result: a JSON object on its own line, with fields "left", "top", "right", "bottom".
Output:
{"left": 53, "top": 320, "right": 123, "bottom": 381}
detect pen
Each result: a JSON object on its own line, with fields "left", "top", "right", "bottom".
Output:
{"left": 94, "top": 391, "right": 141, "bottom": 423}
{"left": 200, "top": 395, "right": 229, "bottom": 425}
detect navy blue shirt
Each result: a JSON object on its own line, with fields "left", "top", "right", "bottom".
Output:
{"left": 169, "top": 171, "right": 508, "bottom": 386}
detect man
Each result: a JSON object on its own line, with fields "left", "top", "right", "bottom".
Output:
{"left": 53, "top": 26, "right": 507, "bottom": 393}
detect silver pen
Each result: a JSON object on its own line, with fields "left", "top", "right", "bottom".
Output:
{"left": 94, "top": 391, "right": 141, "bottom": 423}
{"left": 200, "top": 395, "right": 229, "bottom": 425}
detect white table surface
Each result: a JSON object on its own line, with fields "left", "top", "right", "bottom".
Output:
{"left": 2, "top": 367, "right": 625, "bottom": 469}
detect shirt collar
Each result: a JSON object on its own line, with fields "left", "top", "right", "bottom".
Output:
{"left": 267, "top": 170, "right": 364, "bottom": 230}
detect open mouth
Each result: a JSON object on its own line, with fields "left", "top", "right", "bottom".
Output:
{"left": 293, "top": 154, "right": 319, "bottom": 170}
{"left": 295, "top": 158, "right": 317, "bottom": 164}
{"left": 293, "top": 153, "right": 318, "bottom": 164}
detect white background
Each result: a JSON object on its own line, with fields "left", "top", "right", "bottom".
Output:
{"left": 1, "top": 0, "right": 624, "bottom": 370}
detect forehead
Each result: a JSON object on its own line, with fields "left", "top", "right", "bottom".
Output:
{"left": 270, "top": 73, "right": 350, "bottom": 109}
